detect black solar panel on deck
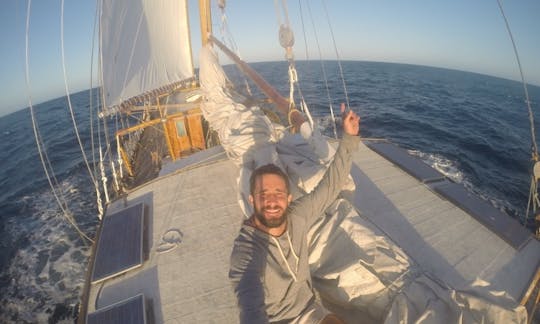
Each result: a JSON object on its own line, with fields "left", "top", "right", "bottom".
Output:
{"left": 87, "top": 294, "right": 147, "bottom": 324}
{"left": 91, "top": 202, "right": 145, "bottom": 283}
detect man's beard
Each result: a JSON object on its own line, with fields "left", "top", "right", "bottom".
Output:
{"left": 253, "top": 207, "right": 287, "bottom": 228}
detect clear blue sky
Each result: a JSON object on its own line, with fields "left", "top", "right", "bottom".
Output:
{"left": 1, "top": 0, "right": 539, "bottom": 117}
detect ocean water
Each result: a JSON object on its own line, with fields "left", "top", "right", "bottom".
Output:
{"left": 0, "top": 61, "right": 539, "bottom": 322}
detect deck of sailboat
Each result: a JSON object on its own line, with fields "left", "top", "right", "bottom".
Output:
{"left": 85, "top": 148, "right": 242, "bottom": 323}
{"left": 351, "top": 141, "right": 539, "bottom": 302}
{"left": 82, "top": 139, "right": 539, "bottom": 323}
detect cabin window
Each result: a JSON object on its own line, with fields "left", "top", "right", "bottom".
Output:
{"left": 176, "top": 120, "right": 187, "bottom": 137}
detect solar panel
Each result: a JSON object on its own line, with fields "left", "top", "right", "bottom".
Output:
{"left": 91, "top": 202, "right": 145, "bottom": 283}
{"left": 87, "top": 294, "right": 147, "bottom": 324}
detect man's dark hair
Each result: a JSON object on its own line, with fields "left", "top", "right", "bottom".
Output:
{"left": 249, "top": 164, "right": 290, "bottom": 195}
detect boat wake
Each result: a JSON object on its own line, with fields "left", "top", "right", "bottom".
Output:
{"left": 408, "top": 149, "right": 464, "bottom": 183}
{"left": 0, "top": 173, "right": 97, "bottom": 323}
{"left": 408, "top": 149, "right": 518, "bottom": 219}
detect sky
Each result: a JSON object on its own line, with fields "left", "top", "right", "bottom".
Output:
{"left": 1, "top": 0, "right": 539, "bottom": 117}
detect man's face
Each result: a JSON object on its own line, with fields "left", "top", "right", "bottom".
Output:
{"left": 249, "top": 173, "right": 292, "bottom": 228}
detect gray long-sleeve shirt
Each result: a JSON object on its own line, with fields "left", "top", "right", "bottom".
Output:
{"left": 229, "top": 133, "right": 359, "bottom": 323}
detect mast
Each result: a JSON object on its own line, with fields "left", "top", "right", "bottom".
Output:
{"left": 199, "top": 0, "right": 212, "bottom": 46}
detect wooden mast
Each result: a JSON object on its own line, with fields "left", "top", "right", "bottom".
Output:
{"left": 199, "top": 0, "right": 212, "bottom": 46}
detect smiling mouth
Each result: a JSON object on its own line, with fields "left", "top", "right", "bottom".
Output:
{"left": 263, "top": 208, "right": 282, "bottom": 217}
{"left": 254, "top": 207, "right": 286, "bottom": 228}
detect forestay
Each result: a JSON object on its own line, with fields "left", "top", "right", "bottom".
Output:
{"left": 100, "top": 0, "right": 194, "bottom": 109}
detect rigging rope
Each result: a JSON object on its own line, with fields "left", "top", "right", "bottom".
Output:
{"left": 61, "top": 0, "right": 99, "bottom": 188}
{"left": 109, "top": 113, "right": 120, "bottom": 192}
{"left": 97, "top": 0, "right": 116, "bottom": 206}
{"left": 98, "top": 98, "right": 112, "bottom": 207}
{"left": 305, "top": 0, "right": 338, "bottom": 138}
{"left": 321, "top": 0, "right": 351, "bottom": 111}
{"left": 99, "top": 147, "right": 110, "bottom": 205}
{"left": 274, "top": 0, "right": 318, "bottom": 133}
{"left": 276, "top": 0, "right": 345, "bottom": 137}
{"left": 273, "top": 0, "right": 284, "bottom": 30}
{"left": 217, "top": 0, "right": 252, "bottom": 95}
{"left": 496, "top": 0, "right": 539, "bottom": 229}
{"left": 26, "top": 0, "right": 93, "bottom": 244}
{"left": 297, "top": 0, "right": 310, "bottom": 61}
{"left": 496, "top": 0, "right": 538, "bottom": 159}
{"left": 96, "top": 0, "right": 111, "bottom": 212}
{"left": 90, "top": 0, "right": 104, "bottom": 217}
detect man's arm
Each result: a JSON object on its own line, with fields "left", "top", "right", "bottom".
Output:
{"left": 229, "top": 238, "right": 269, "bottom": 324}
{"left": 289, "top": 104, "right": 360, "bottom": 224}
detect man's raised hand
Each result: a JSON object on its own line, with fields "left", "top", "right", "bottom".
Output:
{"left": 341, "top": 103, "right": 360, "bottom": 136}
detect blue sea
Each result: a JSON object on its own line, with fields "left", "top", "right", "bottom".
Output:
{"left": 1, "top": 61, "right": 539, "bottom": 322}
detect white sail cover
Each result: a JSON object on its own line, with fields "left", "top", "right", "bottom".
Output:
{"left": 100, "top": 0, "right": 194, "bottom": 109}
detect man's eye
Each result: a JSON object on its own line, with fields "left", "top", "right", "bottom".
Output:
{"left": 257, "top": 192, "right": 287, "bottom": 199}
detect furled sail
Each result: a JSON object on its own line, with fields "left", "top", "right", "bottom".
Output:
{"left": 100, "top": 0, "right": 194, "bottom": 112}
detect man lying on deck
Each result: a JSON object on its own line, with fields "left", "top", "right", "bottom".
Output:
{"left": 229, "top": 104, "right": 360, "bottom": 324}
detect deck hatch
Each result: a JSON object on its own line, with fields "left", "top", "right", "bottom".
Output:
{"left": 367, "top": 142, "right": 445, "bottom": 183}
{"left": 431, "top": 181, "right": 531, "bottom": 249}
{"left": 87, "top": 293, "right": 147, "bottom": 324}
{"left": 91, "top": 202, "right": 145, "bottom": 283}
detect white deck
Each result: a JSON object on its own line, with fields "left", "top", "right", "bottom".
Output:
{"left": 350, "top": 142, "right": 539, "bottom": 303}
{"left": 84, "top": 140, "right": 539, "bottom": 323}
{"left": 87, "top": 153, "right": 242, "bottom": 323}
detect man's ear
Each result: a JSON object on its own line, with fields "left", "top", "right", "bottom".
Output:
{"left": 248, "top": 194, "right": 254, "bottom": 206}
{"left": 288, "top": 194, "right": 292, "bottom": 204}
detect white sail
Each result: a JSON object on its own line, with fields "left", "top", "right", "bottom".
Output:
{"left": 100, "top": 0, "right": 194, "bottom": 110}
